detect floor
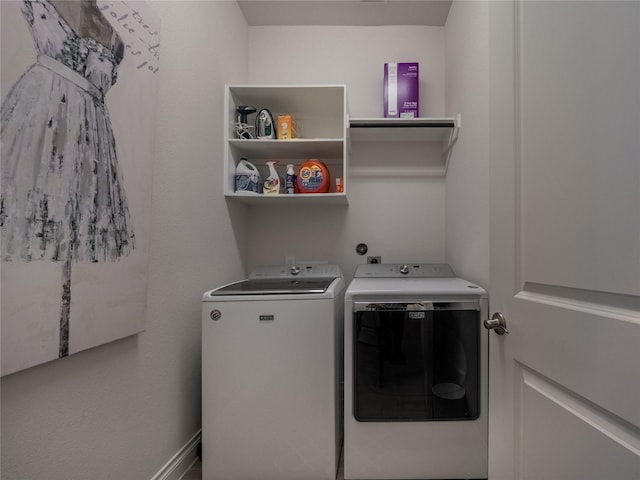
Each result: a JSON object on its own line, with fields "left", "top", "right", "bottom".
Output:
{"left": 181, "top": 453, "right": 483, "bottom": 480}
{"left": 181, "top": 459, "right": 201, "bottom": 480}
{"left": 180, "top": 453, "right": 346, "bottom": 480}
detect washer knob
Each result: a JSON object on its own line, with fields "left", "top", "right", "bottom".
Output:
{"left": 290, "top": 265, "right": 301, "bottom": 275}
{"left": 399, "top": 264, "right": 410, "bottom": 275}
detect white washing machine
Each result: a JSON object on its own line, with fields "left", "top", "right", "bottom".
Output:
{"left": 344, "top": 264, "right": 488, "bottom": 480}
{"left": 202, "top": 264, "right": 344, "bottom": 480}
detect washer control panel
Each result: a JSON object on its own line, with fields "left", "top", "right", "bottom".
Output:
{"left": 249, "top": 264, "right": 342, "bottom": 280}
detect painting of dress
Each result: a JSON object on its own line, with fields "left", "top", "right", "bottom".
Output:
{"left": 1, "top": 0, "right": 159, "bottom": 375}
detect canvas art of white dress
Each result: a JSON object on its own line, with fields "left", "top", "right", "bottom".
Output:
{"left": 1, "top": 0, "right": 135, "bottom": 359}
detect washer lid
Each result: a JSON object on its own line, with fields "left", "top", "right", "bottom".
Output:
{"left": 209, "top": 278, "right": 336, "bottom": 296}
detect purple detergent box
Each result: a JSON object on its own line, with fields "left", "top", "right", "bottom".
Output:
{"left": 384, "top": 62, "right": 419, "bottom": 118}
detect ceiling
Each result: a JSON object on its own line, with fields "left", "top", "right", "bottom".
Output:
{"left": 237, "top": 0, "right": 453, "bottom": 27}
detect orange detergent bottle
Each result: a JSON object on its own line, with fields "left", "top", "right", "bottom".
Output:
{"left": 297, "top": 160, "right": 331, "bottom": 193}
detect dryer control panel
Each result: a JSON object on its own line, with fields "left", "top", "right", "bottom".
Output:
{"left": 354, "top": 263, "right": 455, "bottom": 278}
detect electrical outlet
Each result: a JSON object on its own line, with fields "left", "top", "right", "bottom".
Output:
{"left": 285, "top": 255, "right": 296, "bottom": 266}
{"left": 367, "top": 256, "right": 381, "bottom": 264}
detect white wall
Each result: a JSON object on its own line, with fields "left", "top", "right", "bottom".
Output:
{"left": 245, "top": 26, "right": 448, "bottom": 279}
{"left": 444, "top": 1, "right": 490, "bottom": 288}
{"left": 1, "top": 4, "right": 493, "bottom": 478}
{"left": 0, "top": 2, "right": 249, "bottom": 479}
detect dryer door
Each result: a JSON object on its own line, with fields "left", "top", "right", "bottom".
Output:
{"left": 353, "top": 301, "right": 481, "bottom": 421}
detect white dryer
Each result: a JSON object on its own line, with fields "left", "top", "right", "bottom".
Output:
{"left": 202, "top": 264, "right": 344, "bottom": 480}
{"left": 344, "top": 264, "right": 488, "bottom": 479}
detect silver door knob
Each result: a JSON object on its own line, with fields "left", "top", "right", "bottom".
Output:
{"left": 484, "top": 312, "right": 509, "bottom": 335}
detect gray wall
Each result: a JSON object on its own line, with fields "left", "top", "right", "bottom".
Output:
{"left": 0, "top": 2, "right": 491, "bottom": 478}
{"left": 242, "top": 16, "right": 490, "bottom": 286}
{"left": 445, "top": 1, "right": 491, "bottom": 288}
{"left": 1, "top": 2, "right": 249, "bottom": 479}
{"left": 245, "top": 26, "right": 448, "bottom": 280}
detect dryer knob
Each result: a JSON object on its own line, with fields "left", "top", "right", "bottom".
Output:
{"left": 290, "top": 265, "right": 301, "bottom": 275}
{"left": 399, "top": 264, "right": 410, "bottom": 275}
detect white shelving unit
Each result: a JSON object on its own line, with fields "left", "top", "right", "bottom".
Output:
{"left": 348, "top": 115, "right": 461, "bottom": 177}
{"left": 224, "top": 85, "right": 348, "bottom": 205}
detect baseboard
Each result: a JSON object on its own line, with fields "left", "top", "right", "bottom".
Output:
{"left": 151, "top": 429, "right": 201, "bottom": 480}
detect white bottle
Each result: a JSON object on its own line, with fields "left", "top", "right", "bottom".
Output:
{"left": 264, "top": 160, "right": 280, "bottom": 195}
{"left": 285, "top": 164, "right": 296, "bottom": 194}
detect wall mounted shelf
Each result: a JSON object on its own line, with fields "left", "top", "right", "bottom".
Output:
{"left": 224, "top": 85, "right": 348, "bottom": 205}
{"left": 226, "top": 192, "right": 347, "bottom": 206}
{"left": 348, "top": 115, "right": 461, "bottom": 177}
{"left": 227, "top": 138, "right": 343, "bottom": 159}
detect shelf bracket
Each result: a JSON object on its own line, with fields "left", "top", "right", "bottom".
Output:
{"left": 443, "top": 113, "right": 461, "bottom": 153}
{"left": 443, "top": 114, "right": 461, "bottom": 175}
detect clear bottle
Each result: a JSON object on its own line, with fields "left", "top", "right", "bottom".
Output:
{"left": 285, "top": 163, "right": 296, "bottom": 194}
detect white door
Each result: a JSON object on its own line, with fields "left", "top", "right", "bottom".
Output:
{"left": 488, "top": 1, "right": 640, "bottom": 479}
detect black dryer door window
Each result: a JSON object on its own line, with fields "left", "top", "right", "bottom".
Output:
{"left": 354, "top": 301, "right": 480, "bottom": 422}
